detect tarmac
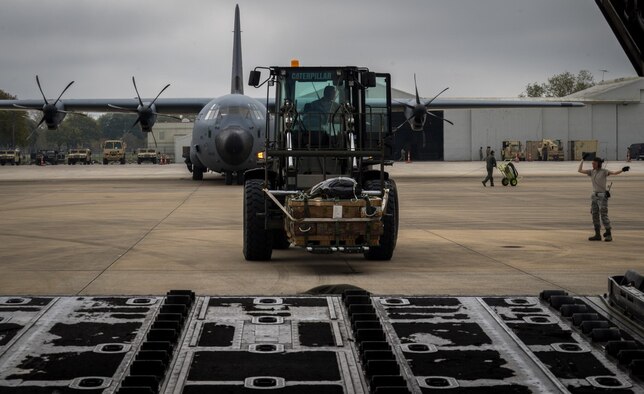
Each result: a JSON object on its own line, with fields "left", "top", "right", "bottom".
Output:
{"left": 0, "top": 160, "right": 642, "bottom": 297}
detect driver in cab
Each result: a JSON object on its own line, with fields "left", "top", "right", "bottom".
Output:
{"left": 301, "top": 85, "right": 340, "bottom": 147}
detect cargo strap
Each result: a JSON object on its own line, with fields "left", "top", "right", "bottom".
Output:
{"left": 303, "top": 196, "right": 310, "bottom": 244}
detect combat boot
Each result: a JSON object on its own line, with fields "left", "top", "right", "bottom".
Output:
{"left": 603, "top": 229, "right": 612, "bottom": 242}
{"left": 588, "top": 227, "right": 601, "bottom": 241}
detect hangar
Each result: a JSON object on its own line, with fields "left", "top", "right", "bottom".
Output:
{"left": 391, "top": 76, "right": 644, "bottom": 162}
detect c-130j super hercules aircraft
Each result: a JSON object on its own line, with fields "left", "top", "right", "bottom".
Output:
{"left": 0, "top": 4, "right": 583, "bottom": 185}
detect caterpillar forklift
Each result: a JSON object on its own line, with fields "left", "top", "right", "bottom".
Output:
{"left": 243, "top": 65, "right": 398, "bottom": 261}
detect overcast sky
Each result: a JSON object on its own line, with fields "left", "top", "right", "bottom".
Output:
{"left": 0, "top": 0, "right": 636, "bottom": 101}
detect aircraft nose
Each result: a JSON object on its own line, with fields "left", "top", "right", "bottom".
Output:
{"left": 214, "top": 126, "right": 254, "bottom": 166}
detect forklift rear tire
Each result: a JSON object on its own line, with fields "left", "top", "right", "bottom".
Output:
{"left": 243, "top": 179, "right": 273, "bottom": 261}
{"left": 364, "top": 179, "right": 398, "bottom": 261}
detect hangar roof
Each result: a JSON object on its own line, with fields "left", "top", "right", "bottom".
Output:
{"left": 565, "top": 76, "right": 644, "bottom": 103}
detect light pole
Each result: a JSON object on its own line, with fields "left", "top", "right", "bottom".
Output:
{"left": 599, "top": 69, "right": 608, "bottom": 82}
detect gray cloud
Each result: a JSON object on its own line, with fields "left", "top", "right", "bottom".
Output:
{"left": 0, "top": 0, "right": 635, "bottom": 100}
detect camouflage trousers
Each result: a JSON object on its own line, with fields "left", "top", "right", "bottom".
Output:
{"left": 590, "top": 192, "right": 611, "bottom": 230}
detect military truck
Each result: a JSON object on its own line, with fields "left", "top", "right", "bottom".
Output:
{"left": 568, "top": 140, "right": 598, "bottom": 161}
{"left": 244, "top": 65, "right": 397, "bottom": 261}
{"left": 35, "top": 150, "right": 64, "bottom": 165}
{"left": 628, "top": 143, "right": 644, "bottom": 161}
{"left": 102, "top": 140, "right": 126, "bottom": 165}
{"left": 67, "top": 148, "right": 92, "bottom": 165}
{"left": 501, "top": 140, "right": 524, "bottom": 161}
{"left": 137, "top": 148, "right": 158, "bottom": 164}
{"left": 526, "top": 139, "right": 564, "bottom": 161}
{"left": 0, "top": 149, "right": 20, "bottom": 165}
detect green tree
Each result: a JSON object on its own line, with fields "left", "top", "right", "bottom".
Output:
{"left": 98, "top": 113, "right": 143, "bottom": 140}
{"left": 49, "top": 114, "right": 102, "bottom": 151}
{"left": 0, "top": 89, "right": 31, "bottom": 148}
{"left": 521, "top": 70, "right": 595, "bottom": 98}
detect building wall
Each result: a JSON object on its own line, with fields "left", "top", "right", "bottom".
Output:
{"left": 445, "top": 99, "right": 643, "bottom": 162}
{"left": 175, "top": 134, "right": 192, "bottom": 164}
{"left": 146, "top": 122, "right": 192, "bottom": 161}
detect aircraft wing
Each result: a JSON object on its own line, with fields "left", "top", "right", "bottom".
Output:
{"left": 383, "top": 97, "right": 583, "bottom": 132}
{"left": 0, "top": 97, "right": 582, "bottom": 113}
{"left": 392, "top": 98, "right": 584, "bottom": 110}
{"left": 259, "top": 97, "right": 583, "bottom": 119}
{"left": 0, "top": 98, "right": 212, "bottom": 114}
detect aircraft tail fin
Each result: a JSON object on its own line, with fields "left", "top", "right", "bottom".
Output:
{"left": 231, "top": 4, "right": 243, "bottom": 95}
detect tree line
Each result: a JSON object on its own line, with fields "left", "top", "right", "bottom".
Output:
{"left": 520, "top": 70, "right": 595, "bottom": 98}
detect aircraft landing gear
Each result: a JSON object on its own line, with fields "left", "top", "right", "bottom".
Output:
{"left": 192, "top": 165, "right": 204, "bottom": 181}
{"left": 225, "top": 171, "right": 233, "bottom": 185}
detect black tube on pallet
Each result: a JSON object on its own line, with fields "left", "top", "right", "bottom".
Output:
{"left": 116, "top": 290, "right": 195, "bottom": 394}
{"left": 342, "top": 290, "right": 410, "bottom": 394}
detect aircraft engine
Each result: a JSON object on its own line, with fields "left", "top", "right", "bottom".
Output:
{"left": 13, "top": 75, "right": 74, "bottom": 130}
{"left": 395, "top": 75, "right": 453, "bottom": 132}
{"left": 108, "top": 77, "right": 180, "bottom": 133}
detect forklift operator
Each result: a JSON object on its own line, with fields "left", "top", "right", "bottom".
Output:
{"left": 309, "top": 86, "right": 339, "bottom": 116}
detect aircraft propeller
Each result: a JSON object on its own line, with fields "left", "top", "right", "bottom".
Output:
{"left": 394, "top": 74, "right": 453, "bottom": 132}
{"left": 107, "top": 76, "right": 181, "bottom": 134}
{"left": 13, "top": 75, "right": 75, "bottom": 130}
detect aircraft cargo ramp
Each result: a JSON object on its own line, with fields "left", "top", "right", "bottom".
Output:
{"left": 1, "top": 288, "right": 642, "bottom": 393}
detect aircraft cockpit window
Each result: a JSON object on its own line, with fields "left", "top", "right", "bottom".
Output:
{"left": 247, "top": 103, "right": 263, "bottom": 120}
{"left": 220, "top": 106, "right": 239, "bottom": 116}
{"left": 204, "top": 103, "right": 220, "bottom": 120}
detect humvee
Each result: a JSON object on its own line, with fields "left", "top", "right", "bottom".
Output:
{"left": 137, "top": 148, "right": 158, "bottom": 164}
{"left": 102, "top": 140, "right": 126, "bottom": 165}
{"left": 67, "top": 148, "right": 92, "bottom": 165}
{"left": 0, "top": 149, "right": 20, "bottom": 166}
{"left": 243, "top": 65, "right": 397, "bottom": 261}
